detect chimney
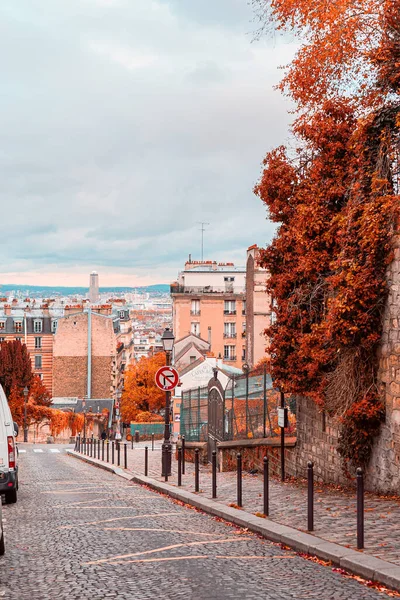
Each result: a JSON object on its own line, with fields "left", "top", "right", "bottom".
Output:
{"left": 189, "top": 254, "right": 192, "bottom": 263}
{"left": 212, "top": 262, "right": 218, "bottom": 271}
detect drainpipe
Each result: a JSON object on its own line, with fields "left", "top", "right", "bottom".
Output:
{"left": 87, "top": 307, "right": 92, "bottom": 399}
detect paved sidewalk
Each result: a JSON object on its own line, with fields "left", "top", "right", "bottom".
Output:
{"left": 84, "top": 440, "right": 400, "bottom": 566}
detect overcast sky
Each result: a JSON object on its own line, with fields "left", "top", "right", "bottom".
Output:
{"left": 0, "top": 0, "right": 295, "bottom": 287}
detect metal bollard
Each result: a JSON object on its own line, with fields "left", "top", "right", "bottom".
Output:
{"left": 212, "top": 450, "right": 217, "bottom": 498}
{"left": 90, "top": 439, "right": 93, "bottom": 458}
{"left": 117, "top": 441, "right": 121, "bottom": 467}
{"left": 97, "top": 439, "right": 99, "bottom": 459}
{"left": 263, "top": 456, "right": 269, "bottom": 516}
{"left": 357, "top": 468, "right": 364, "bottom": 549}
{"left": 102, "top": 439, "right": 105, "bottom": 461}
{"left": 237, "top": 453, "right": 242, "bottom": 507}
{"left": 308, "top": 461, "right": 314, "bottom": 531}
{"left": 182, "top": 435, "right": 185, "bottom": 475}
{"left": 112, "top": 441, "right": 115, "bottom": 464}
{"left": 177, "top": 447, "right": 182, "bottom": 486}
{"left": 124, "top": 443, "right": 127, "bottom": 469}
{"left": 131, "top": 435, "right": 133, "bottom": 450}
{"left": 145, "top": 446, "right": 149, "bottom": 477}
{"left": 195, "top": 448, "right": 200, "bottom": 492}
{"left": 106, "top": 440, "right": 109, "bottom": 463}
{"left": 164, "top": 446, "right": 169, "bottom": 483}
{"left": 135, "top": 430, "right": 139, "bottom": 444}
{"left": 151, "top": 433, "right": 155, "bottom": 451}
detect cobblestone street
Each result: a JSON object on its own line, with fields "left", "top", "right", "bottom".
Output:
{"left": 2, "top": 443, "right": 394, "bottom": 600}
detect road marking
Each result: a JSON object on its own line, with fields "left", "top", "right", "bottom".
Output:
{"left": 58, "top": 512, "right": 182, "bottom": 529}
{"left": 84, "top": 538, "right": 252, "bottom": 566}
{"left": 18, "top": 450, "right": 26, "bottom": 453}
{"left": 50, "top": 449, "right": 60, "bottom": 453}
{"left": 33, "top": 449, "right": 44, "bottom": 453}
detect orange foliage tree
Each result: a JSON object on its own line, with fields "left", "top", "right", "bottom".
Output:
{"left": 121, "top": 353, "right": 167, "bottom": 422}
{"left": 254, "top": 0, "right": 400, "bottom": 468}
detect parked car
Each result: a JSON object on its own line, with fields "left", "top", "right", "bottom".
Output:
{"left": 0, "top": 385, "right": 18, "bottom": 504}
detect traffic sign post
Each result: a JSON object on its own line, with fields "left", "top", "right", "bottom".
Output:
{"left": 157, "top": 364, "right": 179, "bottom": 478}
{"left": 155, "top": 366, "right": 179, "bottom": 391}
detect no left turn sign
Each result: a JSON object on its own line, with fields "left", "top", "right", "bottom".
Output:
{"left": 155, "top": 366, "right": 179, "bottom": 391}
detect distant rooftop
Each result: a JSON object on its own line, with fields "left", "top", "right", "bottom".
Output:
{"left": 184, "top": 261, "right": 245, "bottom": 273}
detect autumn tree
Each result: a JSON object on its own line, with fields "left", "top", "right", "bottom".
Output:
{"left": 0, "top": 340, "right": 32, "bottom": 397}
{"left": 254, "top": 0, "right": 400, "bottom": 468}
{"left": 121, "top": 352, "right": 167, "bottom": 422}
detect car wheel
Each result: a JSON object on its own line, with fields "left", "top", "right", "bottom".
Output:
{"left": 4, "top": 489, "right": 17, "bottom": 504}
{"left": 0, "top": 531, "right": 5, "bottom": 555}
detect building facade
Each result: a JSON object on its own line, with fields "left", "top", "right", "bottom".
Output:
{"left": 171, "top": 249, "right": 271, "bottom": 370}
{"left": 52, "top": 307, "right": 123, "bottom": 399}
{"left": 0, "top": 305, "right": 60, "bottom": 391}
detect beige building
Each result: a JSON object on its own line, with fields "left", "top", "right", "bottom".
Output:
{"left": 171, "top": 247, "right": 271, "bottom": 370}
{"left": 52, "top": 306, "right": 123, "bottom": 399}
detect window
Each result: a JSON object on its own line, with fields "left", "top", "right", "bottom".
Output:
{"left": 0, "top": 321, "right": 5, "bottom": 331}
{"left": 224, "top": 345, "right": 236, "bottom": 361}
{"left": 242, "top": 348, "right": 246, "bottom": 361}
{"left": 190, "top": 355, "right": 197, "bottom": 363}
{"left": 35, "top": 337, "right": 42, "bottom": 349}
{"left": 224, "top": 322, "right": 236, "bottom": 338}
{"left": 190, "top": 300, "right": 200, "bottom": 316}
{"left": 15, "top": 337, "right": 22, "bottom": 342}
{"left": 224, "top": 300, "right": 236, "bottom": 315}
{"left": 191, "top": 322, "right": 200, "bottom": 336}
{"left": 0, "top": 338, "right": 4, "bottom": 343}
{"left": 242, "top": 301, "right": 246, "bottom": 316}
{"left": 34, "top": 320, "right": 42, "bottom": 333}
{"left": 14, "top": 321, "right": 22, "bottom": 332}
{"left": 51, "top": 320, "right": 58, "bottom": 333}
{"left": 38, "top": 373, "right": 43, "bottom": 381}
{"left": 35, "top": 355, "right": 42, "bottom": 369}
{"left": 242, "top": 322, "right": 246, "bottom": 338}
{"left": 119, "top": 310, "right": 125, "bottom": 319}
{"left": 224, "top": 277, "right": 235, "bottom": 282}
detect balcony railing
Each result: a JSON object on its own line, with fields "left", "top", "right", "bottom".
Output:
{"left": 190, "top": 310, "right": 201, "bottom": 316}
{"left": 171, "top": 284, "right": 244, "bottom": 296}
{"left": 224, "top": 355, "right": 237, "bottom": 362}
{"left": 223, "top": 333, "right": 237, "bottom": 338}
{"left": 224, "top": 310, "right": 236, "bottom": 315}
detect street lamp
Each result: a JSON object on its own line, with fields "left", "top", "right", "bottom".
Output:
{"left": 161, "top": 327, "right": 175, "bottom": 477}
{"left": 23, "top": 386, "right": 29, "bottom": 442}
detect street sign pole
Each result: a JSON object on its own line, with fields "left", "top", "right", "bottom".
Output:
{"left": 162, "top": 356, "right": 173, "bottom": 477}
{"left": 155, "top": 364, "right": 179, "bottom": 478}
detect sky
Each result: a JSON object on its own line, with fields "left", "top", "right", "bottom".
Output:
{"left": 0, "top": 0, "right": 295, "bottom": 287}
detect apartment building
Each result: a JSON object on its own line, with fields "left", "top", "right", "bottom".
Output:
{"left": 0, "top": 304, "right": 61, "bottom": 391}
{"left": 171, "top": 260, "right": 246, "bottom": 369}
{"left": 171, "top": 247, "right": 271, "bottom": 370}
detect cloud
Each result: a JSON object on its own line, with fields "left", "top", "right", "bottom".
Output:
{"left": 0, "top": 0, "right": 295, "bottom": 286}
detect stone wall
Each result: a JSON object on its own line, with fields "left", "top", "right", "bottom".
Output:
{"left": 367, "top": 231, "right": 400, "bottom": 492}
{"left": 294, "top": 396, "right": 347, "bottom": 485}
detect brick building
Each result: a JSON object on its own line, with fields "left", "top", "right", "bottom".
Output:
{"left": 52, "top": 307, "right": 123, "bottom": 399}
{"left": 0, "top": 305, "right": 61, "bottom": 391}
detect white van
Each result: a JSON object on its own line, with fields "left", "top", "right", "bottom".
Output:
{"left": 0, "top": 385, "right": 18, "bottom": 505}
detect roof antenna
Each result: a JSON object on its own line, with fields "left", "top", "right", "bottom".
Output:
{"left": 197, "top": 222, "right": 210, "bottom": 261}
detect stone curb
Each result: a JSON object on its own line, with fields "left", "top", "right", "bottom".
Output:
{"left": 67, "top": 450, "right": 400, "bottom": 592}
